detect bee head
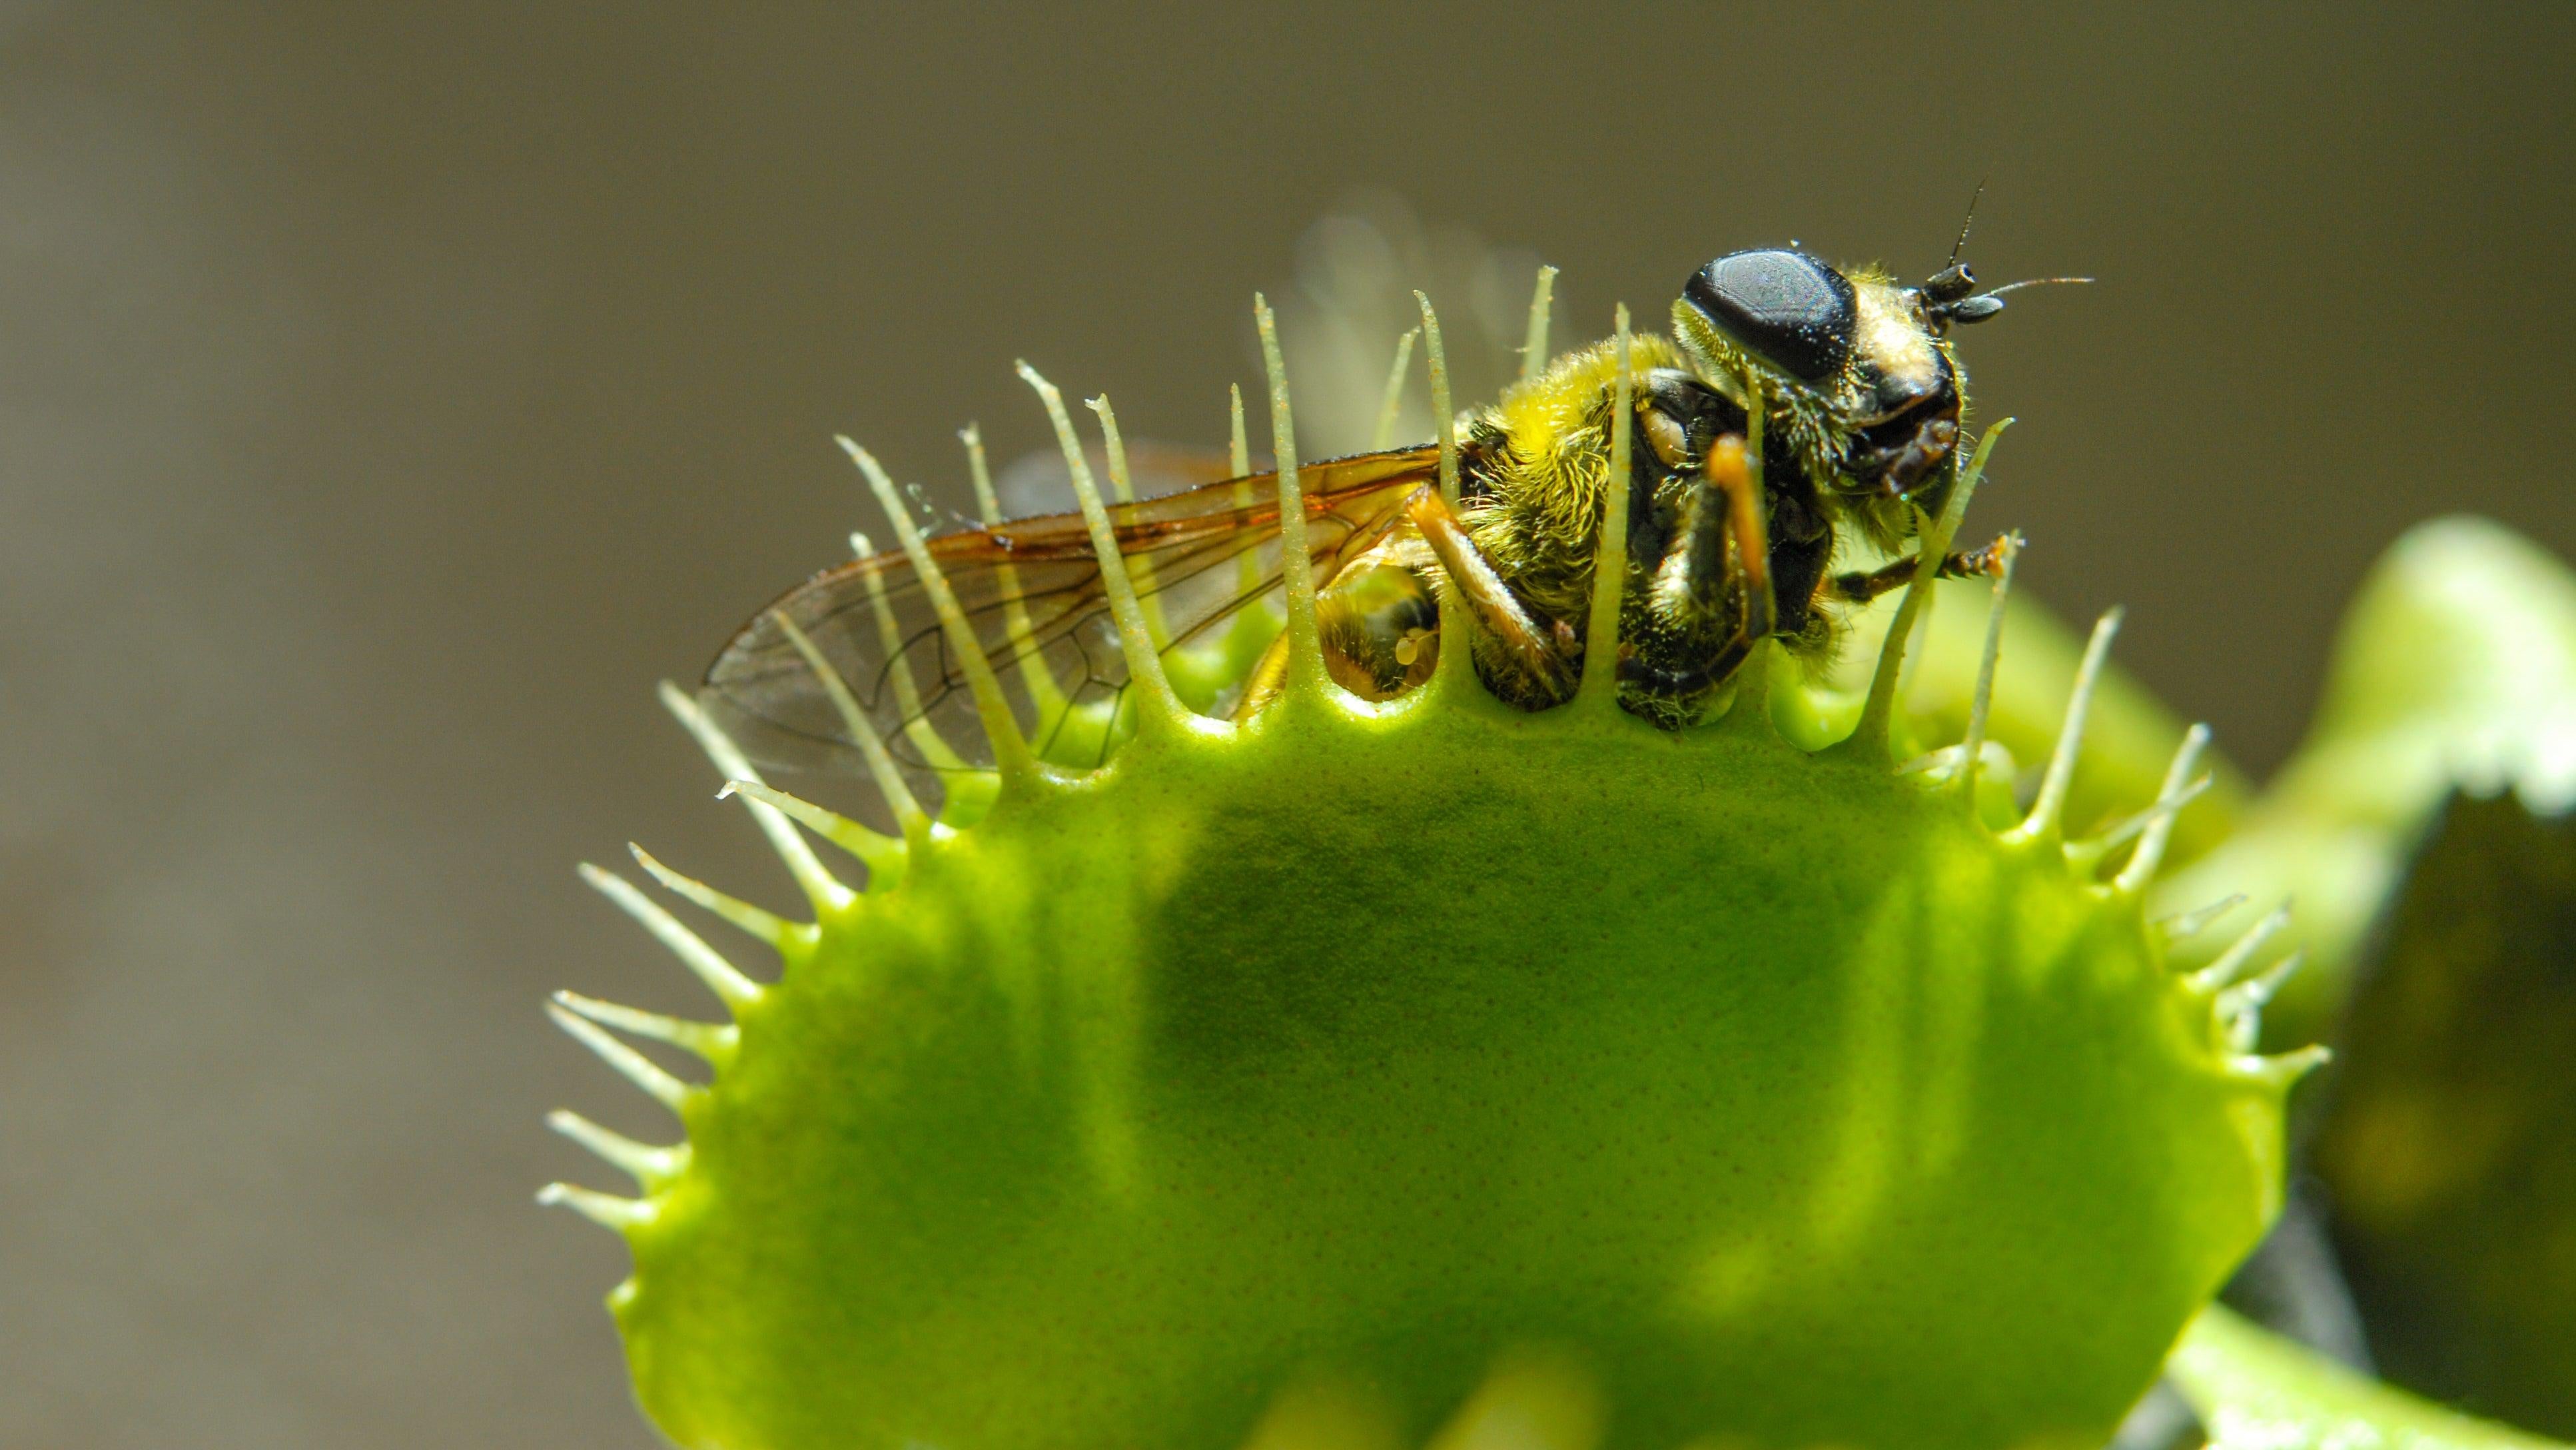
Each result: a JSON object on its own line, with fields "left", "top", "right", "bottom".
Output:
{"left": 1671, "top": 249, "right": 1964, "bottom": 429}
{"left": 1670, "top": 237, "right": 2086, "bottom": 506}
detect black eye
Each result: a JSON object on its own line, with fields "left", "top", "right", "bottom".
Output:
{"left": 1681, "top": 249, "right": 1856, "bottom": 385}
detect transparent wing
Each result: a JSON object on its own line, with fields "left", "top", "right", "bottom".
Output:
{"left": 699, "top": 445, "right": 1441, "bottom": 788}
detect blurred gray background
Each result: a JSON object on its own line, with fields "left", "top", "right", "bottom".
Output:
{"left": 3, "top": 4, "right": 2570, "bottom": 1445}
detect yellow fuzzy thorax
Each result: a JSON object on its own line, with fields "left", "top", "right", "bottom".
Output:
{"left": 1465, "top": 333, "right": 1684, "bottom": 624}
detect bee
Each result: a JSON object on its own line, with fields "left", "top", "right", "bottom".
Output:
{"left": 703, "top": 246, "right": 2051, "bottom": 773}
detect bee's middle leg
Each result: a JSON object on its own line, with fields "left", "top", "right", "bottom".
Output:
{"left": 1623, "top": 436, "right": 1767, "bottom": 701}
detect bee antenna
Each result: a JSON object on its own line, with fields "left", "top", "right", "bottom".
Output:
{"left": 1982, "top": 275, "right": 2095, "bottom": 297}
{"left": 1945, "top": 177, "right": 1989, "bottom": 268}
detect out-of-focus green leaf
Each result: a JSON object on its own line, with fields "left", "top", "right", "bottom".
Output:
{"left": 2170, "top": 1306, "right": 2568, "bottom": 1450}
{"left": 2156, "top": 517, "right": 2576, "bottom": 1041}
{"left": 2310, "top": 794, "right": 2576, "bottom": 1437}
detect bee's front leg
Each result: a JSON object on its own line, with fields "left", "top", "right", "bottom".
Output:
{"left": 1828, "top": 531, "right": 2020, "bottom": 604}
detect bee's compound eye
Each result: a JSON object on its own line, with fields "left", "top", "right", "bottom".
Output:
{"left": 1683, "top": 249, "right": 1856, "bottom": 386}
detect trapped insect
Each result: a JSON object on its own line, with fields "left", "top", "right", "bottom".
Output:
{"left": 701, "top": 239, "right": 2069, "bottom": 768}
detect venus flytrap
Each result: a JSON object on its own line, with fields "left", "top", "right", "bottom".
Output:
{"left": 544, "top": 283, "right": 2324, "bottom": 1450}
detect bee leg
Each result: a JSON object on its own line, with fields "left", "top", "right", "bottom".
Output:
{"left": 1235, "top": 630, "right": 1291, "bottom": 718}
{"left": 1400, "top": 485, "right": 1576, "bottom": 700}
{"left": 1229, "top": 528, "right": 1483, "bottom": 720}
{"left": 1312, "top": 557, "right": 1440, "bottom": 699}
{"left": 1709, "top": 436, "right": 1773, "bottom": 640}
{"left": 1828, "top": 530, "right": 2020, "bottom": 604}
{"left": 1232, "top": 567, "right": 1431, "bottom": 716}
{"left": 1649, "top": 436, "right": 1769, "bottom": 636}
{"left": 1621, "top": 436, "right": 1769, "bottom": 710}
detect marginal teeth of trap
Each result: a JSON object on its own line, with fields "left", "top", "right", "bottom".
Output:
{"left": 2087, "top": 771, "right": 2213, "bottom": 856}
{"left": 765, "top": 609, "right": 931, "bottom": 842}
{"left": 1412, "top": 290, "right": 1473, "bottom": 684}
{"left": 2224, "top": 948, "right": 2309, "bottom": 1012}
{"left": 2158, "top": 892, "right": 2248, "bottom": 942}
{"left": 1899, "top": 740, "right": 2017, "bottom": 786}
{"left": 838, "top": 435, "right": 1037, "bottom": 779}
{"left": 1225, "top": 383, "right": 1265, "bottom": 604}
{"left": 1952, "top": 535, "right": 2021, "bottom": 790}
{"left": 547, "top": 1107, "right": 687, "bottom": 1185}
{"left": 2217, "top": 951, "right": 2310, "bottom": 1050}
{"left": 841, "top": 528, "right": 969, "bottom": 772}
{"left": 552, "top": 988, "right": 730, "bottom": 1060}
{"left": 630, "top": 843, "right": 795, "bottom": 949}
{"left": 536, "top": 1181, "right": 655, "bottom": 1231}
{"left": 719, "top": 780, "right": 905, "bottom": 892}
{"left": 1084, "top": 396, "right": 1180, "bottom": 646}
{"left": 1015, "top": 364, "right": 1188, "bottom": 732}
{"left": 2007, "top": 606, "right": 2122, "bottom": 842}
{"left": 2114, "top": 723, "right": 2212, "bottom": 894}
{"left": 1519, "top": 263, "right": 1558, "bottom": 384}
{"left": 578, "top": 863, "right": 762, "bottom": 1010}
{"left": 548, "top": 1002, "right": 691, "bottom": 1112}
{"left": 1252, "top": 293, "right": 1326, "bottom": 696}
{"left": 2223, "top": 1006, "right": 2262, "bottom": 1054}
{"left": 849, "top": 533, "right": 986, "bottom": 778}
{"left": 1372, "top": 326, "right": 1420, "bottom": 451}
{"left": 1860, "top": 419, "right": 2011, "bottom": 755}
{"left": 2230, "top": 1044, "right": 2333, "bottom": 1089}
{"left": 2189, "top": 903, "right": 2295, "bottom": 996}
{"left": 961, "top": 422, "right": 1072, "bottom": 720}
{"left": 659, "top": 681, "right": 849, "bottom": 911}
{"left": 2066, "top": 768, "right": 2213, "bottom": 876}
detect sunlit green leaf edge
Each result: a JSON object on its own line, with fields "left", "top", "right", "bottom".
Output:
{"left": 2171, "top": 1306, "right": 2571, "bottom": 1450}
